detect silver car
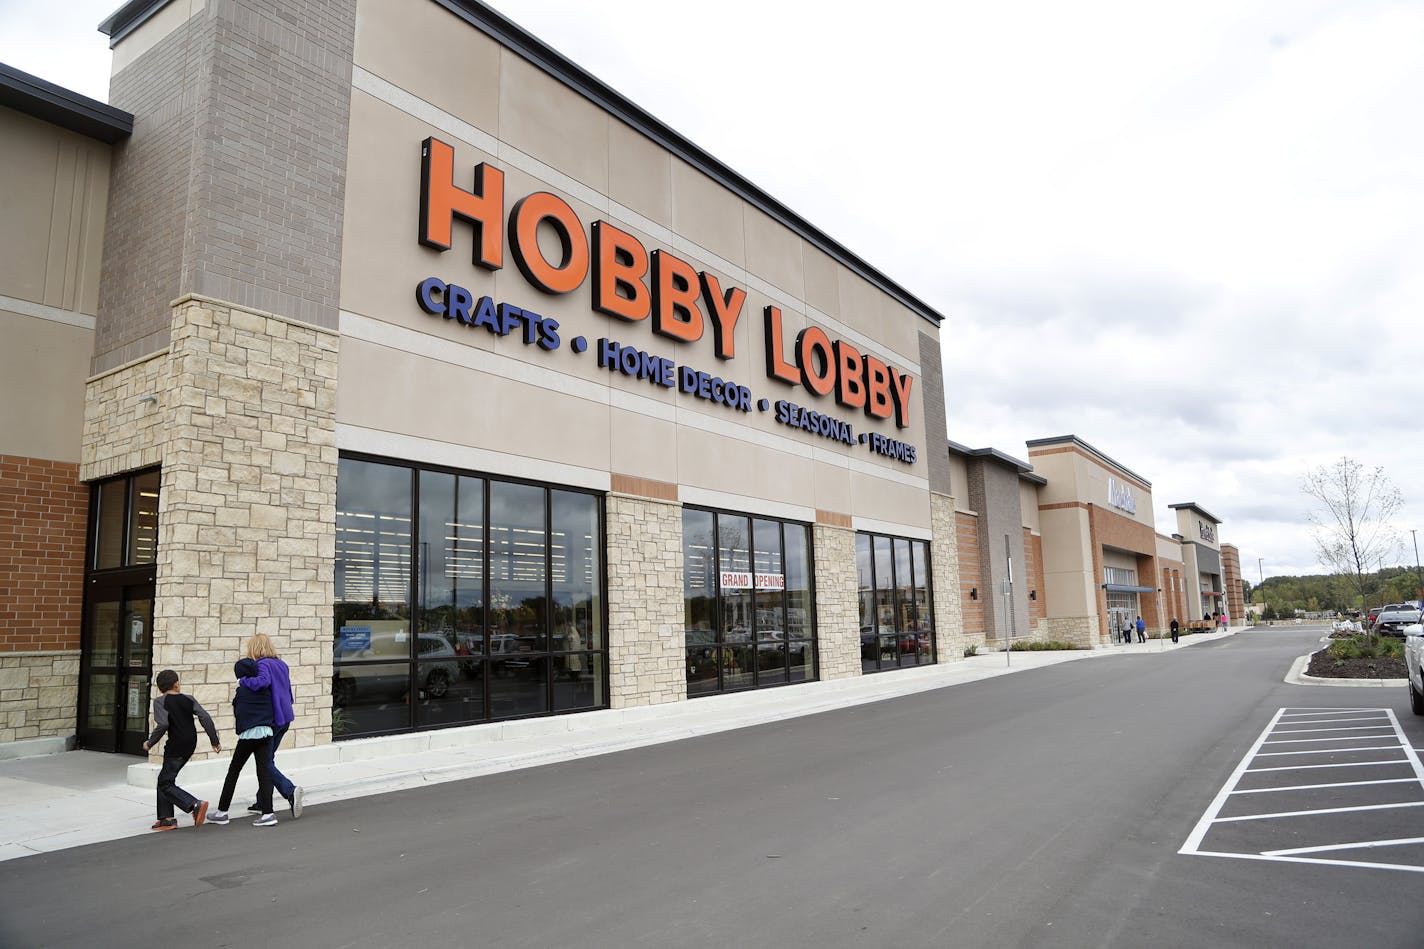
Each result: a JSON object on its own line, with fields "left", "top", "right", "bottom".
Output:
{"left": 1406, "top": 624, "right": 1424, "bottom": 716}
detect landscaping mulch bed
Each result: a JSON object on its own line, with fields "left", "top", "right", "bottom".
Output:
{"left": 1306, "top": 650, "right": 1408, "bottom": 679}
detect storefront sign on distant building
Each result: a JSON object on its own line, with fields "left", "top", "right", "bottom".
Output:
{"left": 1107, "top": 477, "right": 1136, "bottom": 514}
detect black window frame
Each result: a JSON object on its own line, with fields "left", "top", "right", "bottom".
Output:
{"left": 682, "top": 504, "right": 818, "bottom": 696}
{"left": 857, "top": 530, "right": 936, "bottom": 674}
{"left": 333, "top": 452, "right": 609, "bottom": 739}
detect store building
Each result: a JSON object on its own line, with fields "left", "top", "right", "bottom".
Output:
{"left": 0, "top": 0, "right": 1251, "bottom": 759}
{"left": 949, "top": 435, "right": 1239, "bottom": 648}
{"left": 1, "top": 0, "right": 960, "bottom": 755}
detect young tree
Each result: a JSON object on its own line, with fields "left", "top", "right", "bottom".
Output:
{"left": 1303, "top": 457, "right": 1402, "bottom": 638}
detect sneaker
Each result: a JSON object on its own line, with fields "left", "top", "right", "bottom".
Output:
{"left": 290, "top": 787, "right": 304, "bottom": 820}
{"left": 193, "top": 801, "right": 210, "bottom": 828}
{"left": 253, "top": 813, "right": 278, "bottom": 827}
{"left": 150, "top": 818, "right": 179, "bottom": 832}
{"left": 206, "top": 811, "right": 230, "bottom": 825}
{"left": 246, "top": 803, "right": 262, "bottom": 814}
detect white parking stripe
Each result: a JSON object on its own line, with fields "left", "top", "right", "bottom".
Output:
{"left": 1273, "top": 725, "right": 1395, "bottom": 734}
{"left": 1181, "top": 707, "right": 1424, "bottom": 874}
{"left": 1252, "top": 745, "right": 1406, "bottom": 757}
{"left": 1190, "top": 850, "right": 1424, "bottom": 875}
{"left": 1246, "top": 759, "right": 1410, "bottom": 772}
{"left": 1264, "top": 836, "right": 1424, "bottom": 857}
{"left": 1213, "top": 801, "right": 1424, "bottom": 823}
{"left": 1263, "top": 735, "right": 1396, "bottom": 745}
{"left": 1230, "top": 778, "right": 1418, "bottom": 795}
{"left": 1180, "top": 708, "right": 1285, "bottom": 853}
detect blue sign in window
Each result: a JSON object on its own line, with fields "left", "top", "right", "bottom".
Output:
{"left": 339, "top": 626, "right": 371, "bottom": 651}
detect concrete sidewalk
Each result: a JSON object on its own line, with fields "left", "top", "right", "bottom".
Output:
{"left": 0, "top": 627, "right": 1238, "bottom": 863}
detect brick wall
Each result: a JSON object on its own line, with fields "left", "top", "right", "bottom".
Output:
{"left": 0, "top": 456, "right": 87, "bottom": 652}
{"left": 1024, "top": 528, "right": 1046, "bottom": 626}
{"left": 918, "top": 333, "right": 952, "bottom": 497}
{"left": 956, "top": 510, "right": 984, "bottom": 643}
{"left": 98, "top": 0, "right": 357, "bottom": 374}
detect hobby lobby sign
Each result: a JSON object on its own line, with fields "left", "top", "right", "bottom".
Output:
{"left": 416, "top": 138, "right": 915, "bottom": 429}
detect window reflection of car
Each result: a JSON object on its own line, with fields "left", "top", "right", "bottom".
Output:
{"left": 333, "top": 632, "right": 460, "bottom": 705}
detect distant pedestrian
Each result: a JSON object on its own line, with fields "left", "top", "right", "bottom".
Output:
{"left": 142, "top": 669, "right": 220, "bottom": 832}
{"left": 206, "top": 657, "right": 277, "bottom": 827}
{"left": 237, "top": 633, "right": 303, "bottom": 819}
{"left": 1135, "top": 616, "right": 1146, "bottom": 643}
{"left": 1170, "top": 618, "right": 1180, "bottom": 643}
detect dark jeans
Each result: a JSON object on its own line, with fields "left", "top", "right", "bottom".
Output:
{"left": 157, "top": 753, "right": 198, "bottom": 820}
{"left": 1137, "top": 630, "right": 1145, "bottom": 643}
{"left": 1171, "top": 630, "right": 1180, "bottom": 643}
{"left": 217, "top": 736, "right": 273, "bottom": 814}
{"left": 262, "top": 722, "right": 295, "bottom": 801}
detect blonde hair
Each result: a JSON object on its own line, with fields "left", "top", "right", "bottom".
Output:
{"left": 245, "top": 633, "right": 279, "bottom": 660}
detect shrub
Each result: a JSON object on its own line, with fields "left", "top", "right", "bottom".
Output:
{"left": 1009, "top": 640, "right": 1083, "bottom": 651}
{"left": 963, "top": 643, "right": 979, "bottom": 657}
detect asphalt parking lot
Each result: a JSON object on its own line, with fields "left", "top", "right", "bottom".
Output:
{"left": 1182, "top": 706, "right": 1424, "bottom": 873}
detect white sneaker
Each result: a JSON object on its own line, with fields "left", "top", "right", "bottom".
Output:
{"left": 253, "top": 813, "right": 278, "bottom": 827}
{"left": 207, "top": 811, "right": 230, "bottom": 825}
{"left": 290, "top": 786, "right": 304, "bottom": 820}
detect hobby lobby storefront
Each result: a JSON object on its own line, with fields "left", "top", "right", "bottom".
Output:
{"left": 0, "top": 0, "right": 958, "bottom": 755}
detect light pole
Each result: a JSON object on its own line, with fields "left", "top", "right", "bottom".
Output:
{"left": 1411, "top": 530, "right": 1423, "bottom": 614}
{"left": 1257, "top": 557, "right": 1265, "bottom": 626}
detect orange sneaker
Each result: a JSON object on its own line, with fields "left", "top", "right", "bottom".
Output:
{"left": 193, "top": 800, "right": 210, "bottom": 828}
{"left": 150, "top": 818, "right": 179, "bottom": 832}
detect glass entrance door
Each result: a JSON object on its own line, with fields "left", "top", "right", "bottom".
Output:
{"left": 78, "top": 579, "right": 155, "bottom": 754}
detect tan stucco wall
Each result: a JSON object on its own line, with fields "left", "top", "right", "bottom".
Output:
{"left": 0, "top": 105, "right": 109, "bottom": 465}
{"left": 0, "top": 108, "right": 110, "bottom": 317}
{"left": 0, "top": 312, "right": 92, "bottom": 463}
{"left": 339, "top": 0, "right": 935, "bottom": 534}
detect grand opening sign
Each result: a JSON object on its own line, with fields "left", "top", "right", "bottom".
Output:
{"left": 414, "top": 138, "right": 919, "bottom": 464}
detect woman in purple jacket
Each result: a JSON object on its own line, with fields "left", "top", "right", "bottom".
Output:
{"left": 238, "top": 633, "right": 304, "bottom": 819}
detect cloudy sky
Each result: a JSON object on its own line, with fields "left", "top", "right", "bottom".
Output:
{"left": 3, "top": 0, "right": 1421, "bottom": 582}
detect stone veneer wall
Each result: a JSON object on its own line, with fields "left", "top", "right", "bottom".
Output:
{"left": 82, "top": 352, "right": 170, "bottom": 480}
{"left": 930, "top": 493, "right": 966, "bottom": 661}
{"left": 812, "top": 524, "right": 859, "bottom": 680}
{"left": 0, "top": 651, "right": 79, "bottom": 743}
{"left": 1037, "top": 616, "right": 1096, "bottom": 649}
{"left": 605, "top": 494, "right": 686, "bottom": 708}
{"left": 82, "top": 296, "right": 338, "bottom": 759}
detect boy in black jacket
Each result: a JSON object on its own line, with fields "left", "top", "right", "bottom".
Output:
{"left": 207, "top": 657, "right": 277, "bottom": 826}
{"left": 143, "top": 669, "right": 221, "bottom": 831}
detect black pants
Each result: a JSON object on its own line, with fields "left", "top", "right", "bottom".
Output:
{"left": 157, "top": 753, "right": 198, "bottom": 820}
{"left": 1137, "top": 630, "right": 1145, "bottom": 643}
{"left": 217, "top": 736, "right": 273, "bottom": 814}
{"left": 1171, "top": 630, "right": 1179, "bottom": 643}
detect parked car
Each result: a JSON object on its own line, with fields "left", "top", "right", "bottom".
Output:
{"left": 333, "top": 631, "right": 460, "bottom": 705}
{"left": 1405, "top": 624, "right": 1424, "bottom": 716}
{"left": 1374, "top": 608, "right": 1424, "bottom": 637}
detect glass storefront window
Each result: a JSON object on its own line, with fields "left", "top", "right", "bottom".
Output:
{"left": 128, "top": 470, "right": 160, "bottom": 565}
{"left": 94, "top": 479, "right": 128, "bottom": 570}
{"left": 857, "top": 531, "right": 935, "bottom": 673}
{"left": 333, "top": 456, "right": 606, "bottom": 739}
{"left": 682, "top": 507, "right": 816, "bottom": 695}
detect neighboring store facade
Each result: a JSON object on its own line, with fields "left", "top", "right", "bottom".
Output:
{"left": 0, "top": 0, "right": 959, "bottom": 755}
{"left": 947, "top": 434, "right": 1241, "bottom": 649}
{"left": 947, "top": 442, "right": 1045, "bottom": 650}
{"left": 1171, "top": 503, "right": 1225, "bottom": 623}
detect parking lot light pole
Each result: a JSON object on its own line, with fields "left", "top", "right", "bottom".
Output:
{"left": 1411, "top": 530, "right": 1422, "bottom": 615}
{"left": 1257, "top": 557, "right": 1265, "bottom": 625}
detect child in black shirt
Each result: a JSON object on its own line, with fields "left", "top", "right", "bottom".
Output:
{"left": 143, "top": 669, "right": 221, "bottom": 831}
